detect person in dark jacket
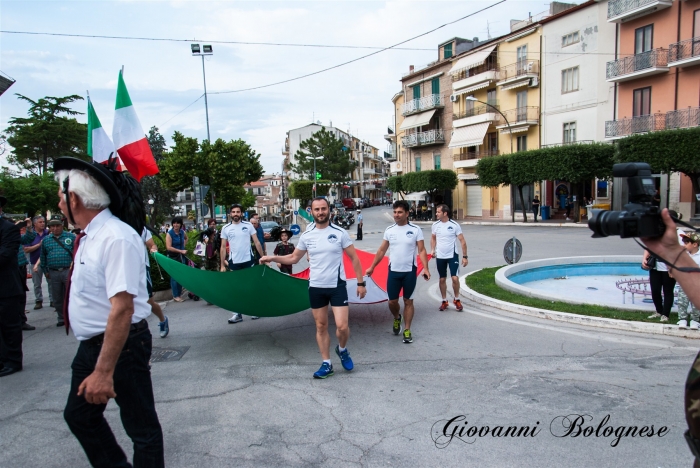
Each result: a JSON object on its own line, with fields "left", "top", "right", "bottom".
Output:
{"left": 0, "top": 195, "right": 26, "bottom": 377}
{"left": 273, "top": 229, "right": 295, "bottom": 274}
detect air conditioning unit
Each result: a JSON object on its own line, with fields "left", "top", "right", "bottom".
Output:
{"left": 450, "top": 94, "right": 459, "bottom": 102}
{"left": 529, "top": 77, "right": 539, "bottom": 87}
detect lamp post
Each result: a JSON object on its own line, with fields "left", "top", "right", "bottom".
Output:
{"left": 191, "top": 43, "right": 216, "bottom": 219}
{"left": 466, "top": 95, "right": 516, "bottom": 222}
{"left": 308, "top": 156, "right": 322, "bottom": 198}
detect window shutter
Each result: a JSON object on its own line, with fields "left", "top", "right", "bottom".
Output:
{"left": 431, "top": 78, "right": 440, "bottom": 95}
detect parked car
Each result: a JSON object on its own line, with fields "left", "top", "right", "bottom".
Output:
{"left": 261, "top": 221, "right": 280, "bottom": 241}
{"left": 361, "top": 197, "right": 371, "bottom": 208}
{"left": 372, "top": 198, "right": 381, "bottom": 206}
{"left": 341, "top": 198, "right": 356, "bottom": 210}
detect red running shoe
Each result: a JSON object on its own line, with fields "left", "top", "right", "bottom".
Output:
{"left": 439, "top": 300, "right": 449, "bottom": 311}
{"left": 454, "top": 299, "right": 464, "bottom": 312}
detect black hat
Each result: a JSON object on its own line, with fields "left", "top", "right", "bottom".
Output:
{"left": 0, "top": 195, "right": 6, "bottom": 207}
{"left": 279, "top": 228, "right": 293, "bottom": 238}
{"left": 54, "top": 157, "right": 123, "bottom": 212}
{"left": 47, "top": 216, "right": 64, "bottom": 226}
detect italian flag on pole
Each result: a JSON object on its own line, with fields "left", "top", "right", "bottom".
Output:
{"left": 87, "top": 97, "right": 116, "bottom": 163}
{"left": 112, "top": 70, "right": 158, "bottom": 181}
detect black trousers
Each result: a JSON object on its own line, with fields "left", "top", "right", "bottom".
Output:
{"left": 64, "top": 325, "right": 164, "bottom": 468}
{"left": 0, "top": 293, "right": 24, "bottom": 369}
{"left": 649, "top": 268, "right": 676, "bottom": 318}
{"left": 19, "top": 265, "right": 28, "bottom": 324}
{"left": 356, "top": 223, "right": 363, "bottom": 240}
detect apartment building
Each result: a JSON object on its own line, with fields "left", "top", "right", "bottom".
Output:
{"left": 604, "top": 0, "right": 700, "bottom": 219}
{"left": 386, "top": 91, "right": 405, "bottom": 176}
{"left": 244, "top": 175, "right": 285, "bottom": 221}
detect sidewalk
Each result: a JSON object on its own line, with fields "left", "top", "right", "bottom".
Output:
{"left": 411, "top": 218, "right": 589, "bottom": 228}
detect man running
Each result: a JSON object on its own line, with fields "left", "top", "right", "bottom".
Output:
{"left": 431, "top": 204, "right": 468, "bottom": 311}
{"left": 220, "top": 204, "right": 265, "bottom": 323}
{"left": 261, "top": 197, "right": 366, "bottom": 379}
{"left": 365, "top": 200, "right": 430, "bottom": 344}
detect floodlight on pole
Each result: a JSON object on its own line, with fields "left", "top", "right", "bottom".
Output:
{"left": 191, "top": 43, "right": 215, "bottom": 218}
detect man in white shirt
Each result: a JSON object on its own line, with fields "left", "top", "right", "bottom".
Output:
{"left": 431, "top": 204, "right": 468, "bottom": 312}
{"left": 261, "top": 198, "right": 366, "bottom": 379}
{"left": 365, "top": 200, "right": 430, "bottom": 344}
{"left": 54, "top": 156, "right": 164, "bottom": 468}
{"left": 219, "top": 204, "right": 265, "bottom": 323}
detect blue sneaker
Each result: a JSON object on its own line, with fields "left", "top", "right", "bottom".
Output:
{"left": 335, "top": 345, "right": 354, "bottom": 371}
{"left": 159, "top": 316, "right": 169, "bottom": 338}
{"left": 313, "top": 362, "right": 334, "bottom": 379}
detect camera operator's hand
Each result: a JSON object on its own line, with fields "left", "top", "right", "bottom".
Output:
{"left": 640, "top": 209, "right": 684, "bottom": 262}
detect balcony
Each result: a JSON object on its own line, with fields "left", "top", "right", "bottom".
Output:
{"left": 452, "top": 63, "right": 498, "bottom": 94}
{"left": 606, "top": 49, "right": 669, "bottom": 82}
{"left": 665, "top": 106, "right": 700, "bottom": 130}
{"left": 390, "top": 161, "right": 403, "bottom": 174}
{"left": 604, "top": 114, "right": 665, "bottom": 139}
{"left": 607, "top": 0, "right": 672, "bottom": 23}
{"left": 384, "top": 125, "right": 396, "bottom": 142}
{"left": 452, "top": 103, "right": 498, "bottom": 128}
{"left": 453, "top": 149, "right": 499, "bottom": 169}
{"left": 401, "top": 94, "right": 444, "bottom": 116}
{"left": 541, "top": 140, "right": 595, "bottom": 148}
{"left": 496, "top": 60, "right": 539, "bottom": 90}
{"left": 668, "top": 37, "right": 700, "bottom": 68}
{"left": 401, "top": 129, "right": 445, "bottom": 148}
{"left": 495, "top": 106, "right": 540, "bottom": 133}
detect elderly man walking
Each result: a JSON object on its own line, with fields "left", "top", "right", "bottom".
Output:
{"left": 24, "top": 215, "right": 53, "bottom": 309}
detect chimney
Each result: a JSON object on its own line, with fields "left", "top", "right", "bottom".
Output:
{"left": 409, "top": 65, "right": 414, "bottom": 74}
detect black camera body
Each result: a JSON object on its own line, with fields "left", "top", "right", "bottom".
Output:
{"left": 588, "top": 162, "right": 665, "bottom": 239}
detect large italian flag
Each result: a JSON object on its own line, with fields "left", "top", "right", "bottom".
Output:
{"left": 87, "top": 97, "right": 115, "bottom": 163}
{"left": 112, "top": 70, "right": 158, "bottom": 181}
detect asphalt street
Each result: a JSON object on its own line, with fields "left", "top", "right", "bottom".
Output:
{"left": 1, "top": 206, "right": 696, "bottom": 467}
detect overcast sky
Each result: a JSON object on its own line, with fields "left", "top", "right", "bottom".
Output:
{"left": 1, "top": 0, "right": 551, "bottom": 175}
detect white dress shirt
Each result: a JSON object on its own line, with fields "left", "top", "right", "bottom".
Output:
{"left": 69, "top": 209, "right": 151, "bottom": 341}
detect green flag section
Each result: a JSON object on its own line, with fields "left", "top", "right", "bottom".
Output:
{"left": 154, "top": 253, "right": 311, "bottom": 316}
{"left": 298, "top": 209, "right": 313, "bottom": 223}
{"left": 87, "top": 97, "right": 116, "bottom": 163}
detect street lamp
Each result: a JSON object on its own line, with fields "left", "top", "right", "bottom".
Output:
{"left": 191, "top": 43, "right": 216, "bottom": 219}
{"left": 308, "top": 156, "right": 322, "bottom": 198}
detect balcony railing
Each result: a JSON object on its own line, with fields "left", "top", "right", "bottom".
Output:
{"left": 665, "top": 107, "right": 700, "bottom": 130}
{"left": 453, "top": 103, "right": 499, "bottom": 121}
{"left": 497, "top": 60, "right": 539, "bottom": 83}
{"left": 455, "top": 149, "right": 499, "bottom": 161}
{"left": 606, "top": 49, "right": 668, "bottom": 80}
{"left": 401, "top": 129, "right": 445, "bottom": 148}
{"left": 451, "top": 61, "right": 498, "bottom": 82}
{"left": 401, "top": 94, "right": 444, "bottom": 116}
{"left": 605, "top": 114, "right": 665, "bottom": 138}
{"left": 668, "top": 37, "right": 700, "bottom": 65}
{"left": 541, "top": 140, "right": 595, "bottom": 148}
{"left": 607, "top": 0, "right": 672, "bottom": 22}
{"left": 496, "top": 106, "right": 540, "bottom": 126}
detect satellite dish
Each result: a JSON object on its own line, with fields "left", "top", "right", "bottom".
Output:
{"left": 503, "top": 237, "right": 522, "bottom": 264}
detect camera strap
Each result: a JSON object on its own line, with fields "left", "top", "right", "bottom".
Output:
{"left": 635, "top": 240, "right": 700, "bottom": 273}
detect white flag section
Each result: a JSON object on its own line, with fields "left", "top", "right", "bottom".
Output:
{"left": 345, "top": 277, "right": 389, "bottom": 304}
{"left": 87, "top": 98, "right": 115, "bottom": 163}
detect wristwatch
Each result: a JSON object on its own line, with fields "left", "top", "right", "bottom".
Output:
{"left": 463, "top": 255, "right": 468, "bottom": 259}
{"left": 357, "top": 282, "right": 366, "bottom": 287}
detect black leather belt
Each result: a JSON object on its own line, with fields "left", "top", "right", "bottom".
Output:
{"left": 48, "top": 267, "right": 69, "bottom": 272}
{"left": 84, "top": 319, "right": 149, "bottom": 346}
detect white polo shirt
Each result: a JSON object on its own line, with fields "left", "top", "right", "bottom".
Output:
{"left": 70, "top": 209, "right": 151, "bottom": 341}
{"left": 297, "top": 223, "right": 352, "bottom": 288}
{"left": 432, "top": 219, "right": 463, "bottom": 259}
{"left": 221, "top": 221, "right": 255, "bottom": 264}
{"left": 383, "top": 222, "right": 424, "bottom": 272}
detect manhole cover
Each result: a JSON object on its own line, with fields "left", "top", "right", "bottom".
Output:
{"left": 150, "top": 346, "right": 190, "bottom": 363}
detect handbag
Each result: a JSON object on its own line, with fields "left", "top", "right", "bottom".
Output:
{"left": 646, "top": 255, "right": 657, "bottom": 270}
{"left": 194, "top": 241, "right": 206, "bottom": 257}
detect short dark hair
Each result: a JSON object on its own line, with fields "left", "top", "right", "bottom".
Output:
{"left": 436, "top": 204, "right": 450, "bottom": 217}
{"left": 393, "top": 200, "right": 410, "bottom": 212}
{"left": 207, "top": 218, "right": 216, "bottom": 225}
{"left": 230, "top": 204, "right": 242, "bottom": 212}
{"left": 172, "top": 217, "right": 184, "bottom": 225}
{"left": 311, "top": 197, "right": 330, "bottom": 208}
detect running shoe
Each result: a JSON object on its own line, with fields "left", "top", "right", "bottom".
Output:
{"left": 393, "top": 314, "right": 403, "bottom": 335}
{"left": 691, "top": 320, "right": 700, "bottom": 330}
{"left": 159, "top": 316, "right": 170, "bottom": 338}
{"left": 403, "top": 329, "right": 413, "bottom": 343}
{"left": 251, "top": 316, "right": 260, "bottom": 320}
{"left": 335, "top": 345, "right": 354, "bottom": 371}
{"left": 313, "top": 362, "right": 334, "bottom": 379}
{"left": 439, "top": 300, "right": 449, "bottom": 311}
{"left": 454, "top": 299, "right": 464, "bottom": 312}
{"left": 678, "top": 319, "right": 688, "bottom": 328}
{"left": 228, "top": 313, "right": 243, "bottom": 324}
{"left": 647, "top": 312, "right": 661, "bottom": 319}
{"left": 660, "top": 316, "right": 669, "bottom": 322}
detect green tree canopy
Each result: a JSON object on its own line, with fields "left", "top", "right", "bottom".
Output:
{"left": 386, "top": 175, "right": 405, "bottom": 198}
{"left": 0, "top": 170, "right": 60, "bottom": 217}
{"left": 288, "top": 180, "right": 331, "bottom": 205}
{"left": 159, "top": 131, "right": 264, "bottom": 214}
{"left": 289, "top": 127, "right": 356, "bottom": 182}
{"left": 476, "top": 155, "right": 511, "bottom": 188}
{"left": 4, "top": 94, "right": 88, "bottom": 175}
{"left": 616, "top": 127, "right": 700, "bottom": 195}
{"left": 141, "top": 127, "right": 176, "bottom": 228}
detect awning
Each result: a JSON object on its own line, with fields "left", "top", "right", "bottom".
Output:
{"left": 449, "top": 45, "right": 497, "bottom": 75}
{"left": 499, "top": 126, "right": 530, "bottom": 134}
{"left": 458, "top": 173, "right": 479, "bottom": 180}
{"left": 449, "top": 122, "right": 490, "bottom": 148}
{"left": 399, "top": 109, "right": 436, "bottom": 130}
{"left": 454, "top": 82, "right": 492, "bottom": 96}
{"left": 501, "top": 80, "right": 531, "bottom": 91}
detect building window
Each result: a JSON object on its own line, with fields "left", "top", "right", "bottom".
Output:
{"left": 434, "top": 154, "right": 441, "bottom": 170}
{"left": 516, "top": 91, "right": 527, "bottom": 121}
{"left": 633, "top": 87, "right": 651, "bottom": 116}
{"left": 431, "top": 77, "right": 440, "bottom": 95}
{"left": 186, "top": 204, "right": 193, "bottom": 213}
{"left": 516, "top": 44, "right": 528, "bottom": 72}
{"left": 635, "top": 25, "right": 653, "bottom": 54}
{"left": 517, "top": 135, "right": 527, "bottom": 152}
{"left": 415, "top": 157, "right": 421, "bottom": 172}
{"left": 486, "top": 89, "right": 497, "bottom": 106}
{"left": 562, "top": 31, "right": 580, "bottom": 47}
{"left": 563, "top": 122, "right": 577, "bottom": 143}
{"left": 561, "top": 67, "right": 579, "bottom": 93}
{"left": 695, "top": 9, "right": 700, "bottom": 37}
{"left": 413, "top": 85, "right": 421, "bottom": 100}
{"left": 487, "top": 133, "right": 498, "bottom": 154}
{"left": 185, "top": 193, "right": 192, "bottom": 201}
{"left": 444, "top": 43, "right": 453, "bottom": 59}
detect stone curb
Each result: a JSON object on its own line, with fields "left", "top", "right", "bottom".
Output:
{"left": 459, "top": 269, "right": 700, "bottom": 339}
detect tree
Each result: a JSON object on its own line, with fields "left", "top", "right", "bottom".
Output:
{"left": 386, "top": 175, "right": 406, "bottom": 199}
{"left": 0, "top": 170, "right": 60, "bottom": 217}
{"left": 4, "top": 94, "right": 88, "bottom": 175}
{"left": 508, "top": 151, "right": 543, "bottom": 222}
{"left": 477, "top": 155, "right": 513, "bottom": 220}
{"left": 289, "top": 127, "right": 356, "bottom": 182}
{"left": 159, "top": 131, "right": 264, "bottom": 215}
{"left": 288, "top": 180, "right": 331, "bottom": 207}
{"left": 402, "top": 169, "right": 458, "bottom": 220}
{"left": 141, "top": 127, "right": 176, "bottom": 228}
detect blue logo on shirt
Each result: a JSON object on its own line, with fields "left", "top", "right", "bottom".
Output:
{"left": 242, "top": 227, "right": 248, "bottom": 232}
{"left": 406, "top": 231, "right": 414, "bottom": 238}
{"left": 327, "top": 234, "right": 338, "bottom": 243}
{"left": 447, "top": 226, "right": 454, "bottom": 231}
{"left": 65, "top": 238, "right": 72, "bottom": 245}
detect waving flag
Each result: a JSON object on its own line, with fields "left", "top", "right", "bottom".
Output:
{"left": 112, "top": 70, "right": 158, "bottom": 181}
{"left": 87, "top": 97, "right": 116, "bottom": 163}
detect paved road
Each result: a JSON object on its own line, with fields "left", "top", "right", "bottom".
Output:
{"left": 2, "top": 206, "right": 695, "bottom": 467}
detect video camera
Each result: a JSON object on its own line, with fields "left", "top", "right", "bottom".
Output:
{"left": 588, "top": 162, "right": 665, "bottom": 239}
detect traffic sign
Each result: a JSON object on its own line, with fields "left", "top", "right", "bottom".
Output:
{"left": 201, "top": 204, "right": 209, "bottom": 217}
{"left": 293, "top": 210, "right": 299, "bottom": 216}
{"left": 503, "top": 237, "right": 523, "bottom": 264}
{"left": 290, "top": 224, "right": 301, "bottom": 236}
{"left": 306, "top": 207, "right": 311, "bottom": 213}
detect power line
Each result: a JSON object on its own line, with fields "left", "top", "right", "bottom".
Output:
{"left": 0, "top": 30, "right": 433, "bottom": 51}
{"left": 210, "top": 0, "right": 508, "bottom": 94}
{"left": 159, "top": 94, "right": 204, "bottom": 126}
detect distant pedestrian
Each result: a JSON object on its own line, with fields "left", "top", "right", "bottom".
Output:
{"left": 673, "top": 232, "right": 700, "bottom": 329}
{"left": 532, "top": 196, "right": 540, "bottom": 222}
{"left": 565, "top": 196, "right": 573, "bottom": 220}
{"left": 38, "top": 216, "right": 76, "bottom": 327}
{"left": 25, "top": 215, "right": 53, "bottom": 310}
{"left": 356, "top": 209, "right": 363, "bottom": 240}
{"left": 643, "top": 211, "right": 683, "bottom": 322}
{"left": 17, "top": 220, "right": 36, "bottom": 330}
{"left": 200, "top": 218, "right": 220, "bottom": 272}
{"left": 166, "top": 217, "right": 188, "bottom": 302}
{"left": 142, "top": 227, "right": 170, "bottom": 338}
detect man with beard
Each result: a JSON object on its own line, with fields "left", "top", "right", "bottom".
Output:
{"left": 261, "top": 197, "right": 366, "bottom": 379}
{"left": 220, "top": 204, "right": 265, "bottom": 323}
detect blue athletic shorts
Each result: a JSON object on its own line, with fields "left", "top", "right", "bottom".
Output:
{"left": 436, "top": 253, "right": 460, "bottom": 278}
{"left": 228, "top": 259, "right": 255, "bottom": 271}
{"left": 308, "top": 282, "right": 348, "bottom": 309}
{"left": 146, "top": 265, "right": 154, "bottom": 298}
{"left": 387, "top": 265, "right": 417, "bottom": 301}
